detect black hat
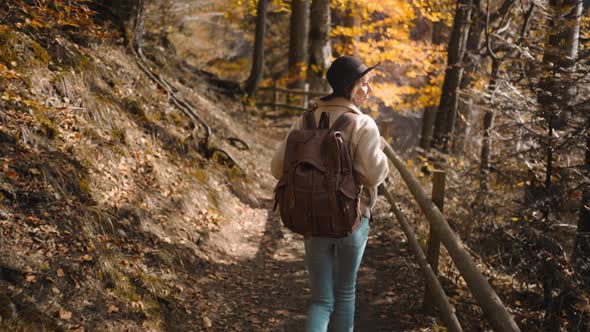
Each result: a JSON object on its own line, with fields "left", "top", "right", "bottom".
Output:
{"left": 321, "top": 56, "right": 379, "bottom": 101}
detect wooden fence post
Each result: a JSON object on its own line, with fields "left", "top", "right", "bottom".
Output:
{"left": 303, "top": 83, "right": 310, "bottom": 109}
{"left": 423, "top": 170, "right": 446, "bottom": 313}
{"left": 273, "top": 81, "right": 279, "bottom": 111}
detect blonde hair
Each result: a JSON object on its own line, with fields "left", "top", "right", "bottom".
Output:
{"left": 347, "top": 72, "right": 374, "bottom": 106}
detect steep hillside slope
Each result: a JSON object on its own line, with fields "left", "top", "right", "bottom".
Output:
{"left": 0, "top": 13, "right": 288, "bottom": 328}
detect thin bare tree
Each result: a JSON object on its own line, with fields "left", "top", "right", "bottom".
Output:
{"left": 288, "top": 0, "right": 310, "bottom": 89}
{"left": 246, "top": 0, "right": 270, "bottom": 97}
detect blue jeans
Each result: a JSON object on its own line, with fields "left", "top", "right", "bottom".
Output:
{"left": 304, "top": 217, "right": 370, "bottom": 332}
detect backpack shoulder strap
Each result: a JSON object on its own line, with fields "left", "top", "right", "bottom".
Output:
{"left": 330, "top": 111, "right": 358, "bottom": 133}
{"left": 303, "top": 110, "right": 316, "bottom": 129}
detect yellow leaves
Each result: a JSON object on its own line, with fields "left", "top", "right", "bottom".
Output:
{"left": 582, "top": 12, "right": 590, "bottom": 43}
{"left": 431, "top": 322, "right": 447, "bottom": 331}
{"left": 1, "top": 91, "right": 21, "bottom": 102}
{"left": 0, "top": 63, "right": 20, "bottom": 80}
{"left": 413, "top": 0, "right": 455, "bottom": 24}
{"left": 372, "top": 82, "right": 442, "bottom": 110}
{"left": 7, "top": 0, "right": 113, "bottom": 40}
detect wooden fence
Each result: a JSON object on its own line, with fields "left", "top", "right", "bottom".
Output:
{"left": 380, "top": 137, "right": 521, "bottom": 331}
{"left": 257, "top": 83, "right": 328, "bottom": 111}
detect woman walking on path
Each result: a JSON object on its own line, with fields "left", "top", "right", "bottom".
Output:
{"left": 270, "top": 56, "right": 389, "bottom": 332}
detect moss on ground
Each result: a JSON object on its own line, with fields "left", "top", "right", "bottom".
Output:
{"left": 0, "top": 25, "right": 50, "bottom": 67}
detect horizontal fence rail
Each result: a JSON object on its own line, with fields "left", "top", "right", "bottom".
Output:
{"left": 381, "top": 137, "right": 520, "bottom": 332}
{"left": 380, "top": 184, "right": 463, "bottom": 332}
{"left": 258, "top": 85, "right": 328, "bottom": 98}
{"left": 256, "top": 83, "right": 330, "bottom": 112}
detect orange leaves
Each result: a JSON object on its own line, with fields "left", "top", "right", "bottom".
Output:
{"left": 5, "top": 0, "right": 114, "bottom": 41}
{"left": 0, "top": 62, "right": 21, "bottom": 80}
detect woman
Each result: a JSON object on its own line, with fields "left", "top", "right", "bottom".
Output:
{"left": 271, "top": 56, "right": 389, "bottom": 331}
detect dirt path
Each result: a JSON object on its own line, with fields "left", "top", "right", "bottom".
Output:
{"left": 194, "top": 112, "right": 438, "bottom": 331}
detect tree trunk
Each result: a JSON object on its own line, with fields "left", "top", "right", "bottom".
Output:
{"left": 479, "top": 110, "right": 493, "bottom": 191}
{"left": 131, "top": 0, "right": 146, "bottom": 50}
{"left": 537, "top": 0, "right": 583, "bottom": 217}
{"left": 420, "top": 21, "right": 446, "bottom": 150}
{"left": 452, "top": 0, "right": 484, "bottom": 154}
{"left": 307, "top": 0, "right": 331, "bottom": 92}
{"left": 479, "top": 19, "right": 500, "bottom": 193}
{"left": 344, "top": 3, "right": 361, "bottom": 57}
{"left": 432, "top": 0, "right": 473, "bottom": 152}
{"left": 574, "top": 117, "right": 590, "bottom": 280}
{"left": 537, "top": 0, "right": 583, "bottom": 328}
{"left": 245, "top": 0, "right": 269, "bottom": 97}
{"left": 543, "top": 0, "right": 584, "bottom": 68}
{"left": 288, "top": 0, "right": 310, "bottom": 89}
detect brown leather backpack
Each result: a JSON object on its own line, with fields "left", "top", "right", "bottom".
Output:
{"left": 273, "top": 110, "right": 362, "bottom": 238}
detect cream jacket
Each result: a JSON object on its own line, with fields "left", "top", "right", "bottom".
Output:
{"left": 270, "top": 97, "right": 389, "bottom": 217}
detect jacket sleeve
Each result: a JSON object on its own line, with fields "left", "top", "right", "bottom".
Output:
{"left": 351, "top": 115, "right": 389, "bottom": 188}
{"left": 271, "top": 117, "right": 302, "bottom": 180}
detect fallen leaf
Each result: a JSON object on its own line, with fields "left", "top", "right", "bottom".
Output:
{"left": 25, "top": 274, "right": 37, "bottom": 283}
{"left": 57, "top": 268, "right": 65, "bottom": 277}
{"left": 4, "top": 170, "right": 18, "bottom": 180}
{"left": 131, "top": 301, "right": 144, "bottom": 310}
{"left": 58, "top": 308, "right": 72, "bottom": 320}
{"left": 80, "top": 254, "right": 93, "bottom": 262}
{"left": 107, "top": 304, "right": 119, "bottom": 313}
{"left": 28, "top": 168, "right": 41, "bottom": 175}
{"left": 203, "top": 316, "right": 212, "bottom": 328}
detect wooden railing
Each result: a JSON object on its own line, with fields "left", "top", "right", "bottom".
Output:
{"left": 257, "top": 83, "right": 329, "bottom": 111}
{"left": 380, "top": 137, "right": 521, "bottom": 332}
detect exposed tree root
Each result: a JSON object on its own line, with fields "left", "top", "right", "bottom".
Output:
{"left": 227, "top": 137, "right": 250, "bottom": 150}
{"left": 128, "top": 1, "right": 246, "bottom": 173}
